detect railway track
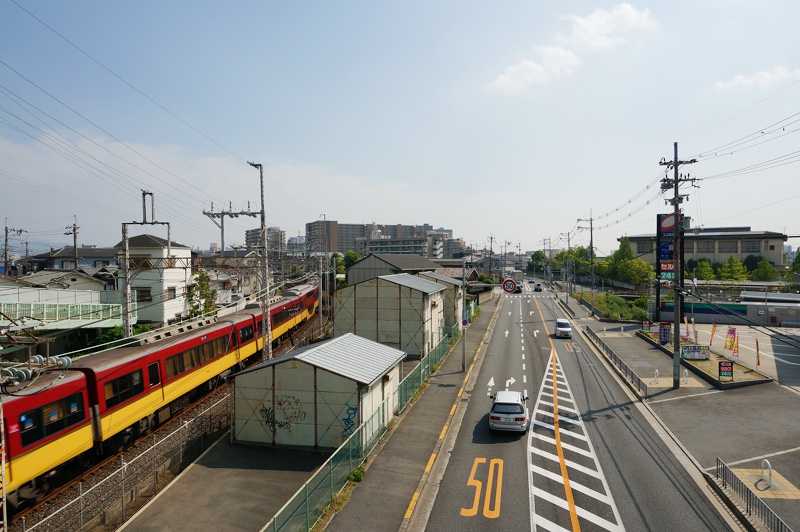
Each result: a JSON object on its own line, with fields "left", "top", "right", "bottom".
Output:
{"left": 10, "top": 316, "right": 328, "bottom": 531}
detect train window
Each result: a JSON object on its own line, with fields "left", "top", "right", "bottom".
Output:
{"left": 199, "top": 342, "right": 214, "bottom": 362}
{"left": 165, "top": 354, "right": 182, "bottom": 379}
{"left": 230, "top": 330, "right": 238, "bottom": 348}
{"left": 105, "top": 369, "right": 145, "bottom": 408}
{"left": 240, "top": 325, "right": 254, "bottom": 343}
{"left": 20, "top": 411, "right": 43, "bottom": 447}
{"left": 43, "top": 402, "right": 65, "bottom": 435}
{"left": 20, "top": 393, "right": 85, "bottom": 447}
{"left": 148, "top": 362, "right": 161, "bottom": 387}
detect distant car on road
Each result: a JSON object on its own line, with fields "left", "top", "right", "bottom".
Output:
{"left": 513, "top": 284, "right": 522, "bottom": 293}
{"left": 555, "top": 318, "right": 572, "bottom": 338}
{"left": 534, "top": 283, "right": 543, "bottom": 292}
{"left": 488, "top": 390, "right": 528, "bottom": 432}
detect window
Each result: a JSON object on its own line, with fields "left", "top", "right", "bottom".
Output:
{"left": 636, "top": 242, "right": 653, "bottom": 254}
{"left": 165, "top": 354, "right": 182, "bottom": 379}
{"left": 105, "top": 369, "right": 145, "bottom": 408}
{"left": 168, "top": 287, "right": 177, "bottom": 300}
{"left": 148, "top": 362, "right": 161, "bottom": 387}
{"left": 718, "top": 241, "right": 738, "bottom": 254}
{"left": 239, "top": 325, "right": 254, "bottom": 343}
{"left": 742, "top": 241, "right": 761, "bottom": 254}
{"left": 135, "top": 288, "right": 152, "bottom": 302}
{"left": 20, "top": 393, "right": 85, "bottom": 448}
{"left": 683, "top": 241, "right": 694, "bottom": 253}
{"left": 697, "top": 241, "right": 715, "bottom": 253}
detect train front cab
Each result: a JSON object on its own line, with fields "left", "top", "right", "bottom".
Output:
{"left": 2, "top": 371, "right": 94, "bottom": 510}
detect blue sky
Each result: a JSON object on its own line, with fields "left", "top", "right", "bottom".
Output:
{"left": 1, "top": 1, "right": 798, "bottom": 259}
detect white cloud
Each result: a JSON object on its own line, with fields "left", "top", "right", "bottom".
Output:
{"left": 713, "top": 66, "right": 800, "bottom": 91}
{"left": 489, "top": 3, "right": 656, "bottom": 94}
{"left": 488, "top": 46, "right": 581, "bottom": 94}
{"left": 565, "top": 3, "right": 657, "bottom": 51}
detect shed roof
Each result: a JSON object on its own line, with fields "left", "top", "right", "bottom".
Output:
{"left": 369, "top": 253, "right": 438, "bottom": 271}
{"left": 378, "top": 273, "right": 446, "bottom": 294}
{"left": 419, "top": 271, "right": 463, "bottom": 287}
{"left": 239, "top": 333, "right": 406, "bottom": 387}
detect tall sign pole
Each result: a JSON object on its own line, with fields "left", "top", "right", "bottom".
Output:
{"left": 659, "top": 143, "right": 697, "bottom": 389}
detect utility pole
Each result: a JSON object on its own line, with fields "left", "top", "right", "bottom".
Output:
{"left": 65, "top": 216, "right": 79, "bottom": 270}
{"left": 577, "top": 213, "right": 594, "bottom": 315}
{"left": 248, "top": 162, "right": 273, "bottom": 361}
{"left": 3, "top": 222, "right": 25, "bottom": 276}
{"left": 489, "top": 234, "right": 494, "bottom": 282}
{"left": 560, "top": 232, "right": 571, "bottom": 296}
{"left": 659, "top": 142, "right": 697, "bottom": 389}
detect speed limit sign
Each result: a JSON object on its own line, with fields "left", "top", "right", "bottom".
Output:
{"left": 502, "top": 279, "right": 517, "bottom": 293}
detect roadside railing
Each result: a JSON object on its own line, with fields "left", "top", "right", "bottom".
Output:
{"left": 398, "top": 336, "right": 449, "bottom": 413}
{"left": 584, "top": 325, "right": 649, "bottom": 399}
{"left": 716, "top": 458, "right": 793, "bottom": 532}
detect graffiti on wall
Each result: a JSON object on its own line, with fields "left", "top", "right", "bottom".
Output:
{"left": 276, "top": 394, "right": 307, "bottom": 423}
{"left": 341, "top": 403, "right": 358, "bottom": 437}
{"left": 259, "top": 404, "right": 291, "bottom": 430}
{"left": 258, "top": 394, "right": 308, "bottom": 432}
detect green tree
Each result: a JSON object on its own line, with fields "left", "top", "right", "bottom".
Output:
{"left": 791, "top": 253, "right": 800, "bottom": 274}
{"left": 611, "top": 237, "right": 634, "bottom": 263}
{"left": 343, "top": 250, "right": 361, "bottom": 269}
{"left": 717, "top": 256, "right": 748, "bottom": 281}
{"left": 750, "top": 257, "right": 779, "bottom": 281}
{"left": 188, "top": 270, "right": 218, "bottom": 317}
{"left": 693, "top": 259, "right": 716, "bottom": 280}
{"left": 615, "top": 258, "right": 655, "bottom": 285}
{"left": 742, "top": 254, "right": 761, "bottom": 272}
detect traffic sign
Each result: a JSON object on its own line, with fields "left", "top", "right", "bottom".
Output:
{"left": 502, "top": 279, "right": 517, "bottom": 293}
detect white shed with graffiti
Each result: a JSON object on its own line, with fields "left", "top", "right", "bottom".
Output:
{"left": 231, "top": 333, "right": 406, "bottom": 449}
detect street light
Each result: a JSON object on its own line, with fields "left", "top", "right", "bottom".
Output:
{"left": 247, "top": 161, "right": 272, "bottom": 361}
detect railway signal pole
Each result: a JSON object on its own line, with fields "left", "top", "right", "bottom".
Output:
{"left": 659, "top": 142, "right": 697, "bottom": 389}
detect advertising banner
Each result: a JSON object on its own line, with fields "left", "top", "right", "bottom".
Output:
{"left": 719, "top": 360, "right": 734, "bottom": 380}
{"left": 682, "top": 345, "right": 710, "bottom": 360}
{"left": 725, "top": 327, "right": 736, "bottom": 351}
{"left": 659, "top": 322, "right": 672, "bottom": 345}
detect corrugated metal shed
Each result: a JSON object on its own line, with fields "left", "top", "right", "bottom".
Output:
{"left": 419, "top": 271, "right": 463, "bottom": 287}
{"left": 378, "top": 273, "right": 446, "bottom": 294}
{"left": 237, "top": 333, "right": 406, "bottom": 387}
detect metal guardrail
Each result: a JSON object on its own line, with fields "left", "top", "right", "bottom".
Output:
{"left": 584, "top": 326, "right": 649, "bottom": 399}
{"left": 716, "top": 457, "right": 793, "bottom": 532}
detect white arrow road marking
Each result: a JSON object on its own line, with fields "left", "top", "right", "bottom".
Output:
{"left": 487, "top": 377, "right": 495, "bottom": 387}
{"left": 508, "top": 311, "right": 512, "bottom": 316}
{"left": 534, "top": 330, "right": 539, "bottom": 337}
{"left": 530, "top": 311, "right": 535, "bottom": 315}
{"left": 505, "top": 377, "right": 516, "bottom": 388}
{"left": 505, "top": 330, "right": 510, "bottom": 337}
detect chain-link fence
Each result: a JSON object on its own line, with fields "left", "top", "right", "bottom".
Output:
{"left": 19, "top": 394, "right": 231, "bottom": 532}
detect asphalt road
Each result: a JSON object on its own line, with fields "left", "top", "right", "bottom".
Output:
{"left": 423, "top": 288, "right": 736, "bottom": 531}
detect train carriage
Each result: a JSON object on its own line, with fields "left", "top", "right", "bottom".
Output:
{"left": 1, "top": 281, "right": 319, "bottom": 516}
{"left": 2, "top": 371, "right": 93, "bottom": 503}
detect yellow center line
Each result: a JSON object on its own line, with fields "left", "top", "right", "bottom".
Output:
{"left": 533, "top": 298, "right": 580, "bottom": 531}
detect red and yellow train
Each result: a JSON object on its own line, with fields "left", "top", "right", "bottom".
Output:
{"left": 1, "top": 283, "right": 318, "bottom": 513}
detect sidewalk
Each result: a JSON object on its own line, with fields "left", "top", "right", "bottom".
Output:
{"left": 324, "top": 293, "right": 500, "bottom": 532}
